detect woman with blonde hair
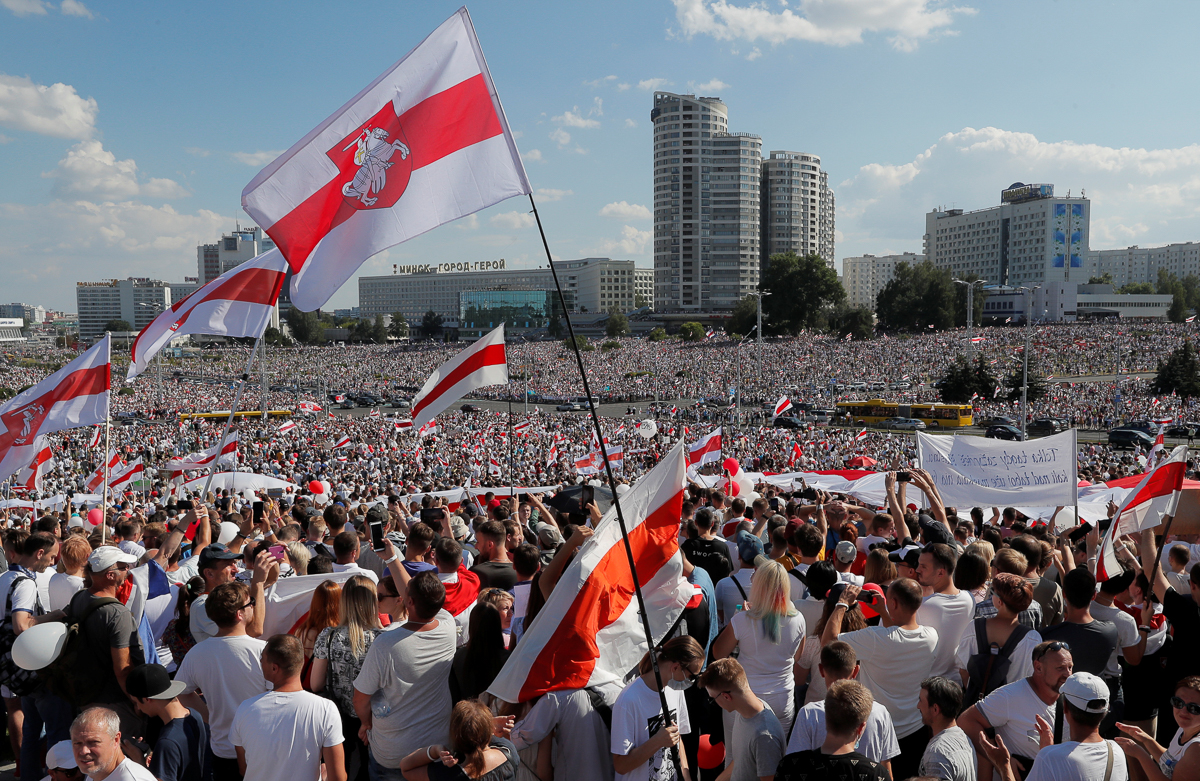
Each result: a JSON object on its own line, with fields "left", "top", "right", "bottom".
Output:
{"left": 286, "top": 540, "right": 311, "bottom": 577}
{"left": 862, "top": 548, "right": 897, "bottom": 587}
{"left": 712, "top": 559, "right": 806, "bottom": 733}
{"left": 311, "top": 574, "right": 382, "bottom": 781}
{"left": 400, "top": 699, "right": 518, "bottom": 781}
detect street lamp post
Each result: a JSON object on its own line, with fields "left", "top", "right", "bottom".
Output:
{"left": 746, "top": 291, "right": 771, "bottom": 383}
{"left": 1016, "top": 286, "right": 1041, "bottom": 440}
{"left": 954, "top": 279, "right": 986, "bottom": 353}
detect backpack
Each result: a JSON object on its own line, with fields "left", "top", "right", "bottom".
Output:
{"left": 585, "top": 686, "right": 613, "bottom": 731}
{"left": 42, "top": 594, "right": 123, "bottom": 706}
{"left": 964, "top": 618, "right": 1030, "bottom": 706}
{"left": 0, "top": 575, "right": 44, "bottom": 697}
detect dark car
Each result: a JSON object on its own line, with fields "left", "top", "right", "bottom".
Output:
{"left": 460, "top": 403, "right": 482, "bottom": 413}
{"left": 1027, "top": 418, "right": 1067, "bottom": 437}
{"left": 1108, "top": 428, "right": 1155, "bottom": 450}
{"left": 1115, "top": 420, "right": 1156, "bottom": 435}
{"left": 979, "top": 416, "right": 1017, "bottom": 428}
{"left": 1165, "top": 423, "right": 1200, "bottom": 438}
{"left": 338, "top": 400, "right": 355, "bottom": 409}
{"left": 773, "top": 416, "right": 805, "bottom": 429}
{"left": 986, "top": 425, "right": 1024, "bottom": 441}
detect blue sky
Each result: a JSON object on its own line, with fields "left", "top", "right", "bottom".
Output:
{"left": 3, "top": 0, "right": 1200, "bottom": 312}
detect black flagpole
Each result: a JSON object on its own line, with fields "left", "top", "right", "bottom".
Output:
{"left": 528, "top": 194, "right": 683, "bottom": 779}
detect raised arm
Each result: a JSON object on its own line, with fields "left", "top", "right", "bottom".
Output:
{"left": 1142, "top": 528, "right": 1170, "bottom": 604}
{"left": 539, "top": 524, "right": 593, "bottom": 600}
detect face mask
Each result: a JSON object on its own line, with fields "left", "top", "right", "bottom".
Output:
{"left": 667, "top": 678, "right": 694, "bottom": 691}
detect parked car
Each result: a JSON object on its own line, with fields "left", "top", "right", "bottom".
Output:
{"left": 1114, "top": 420, "right": 1156, "bottom": 435}
{"left": 388, "top": 398, "right": 412, "bottom": 409}
{"left": 1026, "top": 418, "right": 1067, "bottom": 437}
{"left": 460, "top": 403, "right": 481, "bottom": 412}
{"left": 1108, "top": 428, "right": 1155, "bottom": 450}
{"left": 338, "top": 400, "right": 355, "bottom": 409}
{"left": 979, "top": 416, "right": 1017, "bottom": 428}
{"left": 556, "top": 402, "right": 585, "bottom": 412}
{"left": 882, "top": 417, "right": 927, "bottom": 431}
{"left": 1166, "top": 423, "right": 1199, "bottom": 438}
{"left": 773, "top": 416, "right": 805, "bottom": 429}
{"left": 986, "top": 424, "right": 1025, "bottom": 441}
{"left": 890, "top": 381, "right": 912, "bottom": 390}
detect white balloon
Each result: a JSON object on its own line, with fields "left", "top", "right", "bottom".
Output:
{"left": 636, "top": 419, "right": 658, "bottom": 440}
{"left": 13, "top": 622, "right": 67, "bottom": 670}
{"left": 217, "top": 521, "right": 240, "bottom": 545}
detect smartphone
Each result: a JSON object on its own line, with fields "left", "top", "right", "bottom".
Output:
{"left": 369, "top": 517, "right": 385, "bottom": 552}
{"left": 268, "top": 545, "right": 286, "bottom": 561}
{"left": 177, "top": 500, "right": 193, "bottom": 511}
{"left": 252, "top": 501, "right": 265, "bottom": 524}
{"left": 1068, "top": 522, "right": 1094, "bottom": 544}
{"left": 856, "top": 591, "right": 875, "bottom": 604}
{"left": 896, "top": 472, "right": 912, "bottom": 483}
{"left": 266, "top": 487, "right": 284, "bottom": 498}
{"left": 420, "top": 507, "right": 444, "bottom": 525}
{"left": 580, "top": 485, "right": 595, "bottom": 507}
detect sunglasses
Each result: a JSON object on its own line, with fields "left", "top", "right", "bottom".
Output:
{"left": 239, "top": 598, "right": 257, "bottom": 610}
{"left": 1172, "top": 696, "right": 1200, "bottom": 716}
{"left": 1033, "top": 641, "right": 1071, "bottom": 661}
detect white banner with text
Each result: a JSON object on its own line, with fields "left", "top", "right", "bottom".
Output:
{"left": 916, "top": 429, "right": 1078, "bottom": 508}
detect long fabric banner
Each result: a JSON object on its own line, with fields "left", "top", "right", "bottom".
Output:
{"left": 916, "top": 429, "right": 1078, "bottom": 508}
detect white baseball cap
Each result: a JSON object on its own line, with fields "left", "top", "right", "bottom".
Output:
{"left": 46, "top": 739, "right": 77, "bottom": 770}
{"left": 87, "top": 546, "right": 138, "bottom": 572}
{"left": 1061, "top": 672, "right": 1109, "bottom": 713}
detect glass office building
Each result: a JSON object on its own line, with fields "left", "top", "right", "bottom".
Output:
{"left": 458, "top": 289, "right": 574, "bottom": 338}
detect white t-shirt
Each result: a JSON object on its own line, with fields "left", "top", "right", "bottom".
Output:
{"left": 1026, "top": 740, "right": 1128, "bottom": 781}
{"left": 188, "top": 593, "right": 218, "bottom": 645}
{"left": 1159, "top": 727, "right": 1200, "bottom": 778}
{"left": 47, "top": 572, "right": 85, "bottom": 612}
{"left": 34, "top": 569, "right": 52, "bottom": 613}
{"left": 611, "top": 677, "right": 691, "bottom": 781}
{"left": 1089, "top": 602, "right": 1141, "bottom": 678}
{"left": 104, "top": 757, "right": 158, "bottom": 780}
{"left": 352, "top": 610, "right": 457, "bottom": 769}
{"left": 840, "top": 624, "right": 939, "bottom": 739}
{"left": 786, "top": 700, "right": 900, "bottom": 763}
{"left": 976, "top": 678, "right": 1055, "bottom": 765}
{"left": 332, "top": 562, "right": 379, "bottom": 583}
{"left": 0, "top": 569, "right": 40, "bottom": 621}
{"left": 231, "top": 689, "right": 343, "bottom": 781}
{"left": 917, "top": 590, "right": 977, "bottom": 679}
{"left": 730, "top": 610, "right": 805, "bottom": 698}
{"left": 174, "top": 634, "right": 268, "bottom": 759}
{"left": 956, "top": 627, "right": 1043, "bottom": 685}
{"left": 715, "top": 568, "right": 755, "bottom": 628}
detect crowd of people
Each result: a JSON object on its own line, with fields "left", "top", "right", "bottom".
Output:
{"left": 0, "top": 320, "right": 1199, "bottom": 781}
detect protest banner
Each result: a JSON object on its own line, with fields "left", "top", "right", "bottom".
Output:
{"left": 916, "top": 429, "right": 1078, "bottom": 508}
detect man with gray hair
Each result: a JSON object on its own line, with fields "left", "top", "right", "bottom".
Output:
{"left": 70, "top": 706, "right": 155, "bottom": 780}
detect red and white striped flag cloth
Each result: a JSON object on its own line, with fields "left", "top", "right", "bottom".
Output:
{"left": 87, "top": 426, "right": 102, "bottom": 449}
{"left": 394, "top": 419, "right": 413, "bottom": 431}
{"left": 605, "top": 446, "right": 624, "bottom": 471}
{"left": 545, "top": 442, "right": 558, "bottom": 469}
{"left": 16, "top": 437, "right": 55, "bottom": 493}
{"left": 513, "top": 420, "right": 530, "bottom": 436}
{"left": 1150, "top": 426, "right": 1165, "bottom": 460}
{"left": 488, "top": 441, "right": 692, "bottom": 703}
{"left": 687, "top": 427, "right": 722, "bottom": 467}
{"left": 333, "top": 435, "right": 352, "bottom": 449}
{"left": 418, "top": 420, "right": 438, "bottom": 438}
{"left": 1188, "top": 315, "right": 1197, "bottom": 323}
{"left": 127, "top": 251, "right": 287, "bottom": 379}
{"left": 327, "top": 411, "right": 336, "bottom": 420}
{"left": 278, "top": 420, "right": 297, "bottom": 434}
{"left": 994, "top": 386, "right": 1003, "bottom": 398}
{"left": 240, "top": 9, "right": 531, "bottom": 311}
{"left": 855, "top": 429, "right": 868, "bottom": 442}
{"left": 0, "top": 335, "right": 111, "bottom": 483}
{"left": 788, "top": 442, "right": 802, "bottom": 468}
{"left": 85, "top": 449, "right": 124, "bottom": 492}
{"left": 574, "top": 452, "right": 601, "bottom": 475}
{"left": 970, "top": 336, "right": 984, "bottom": 344}
{"left": 488, "top": 457, "right": 502, "bottom": 477}
{"left": 410, "top": 324, "right": 507, "bottom": 429}
{"left": 163, "top": 432, "right": 239, "bottom": 471}
{"left": 1097, "top": 445, "right": 1189, "bottom": 580}
{"left": 297, "top": 401, "right": 322, "bottom": 414}
{"left": 108, "top": 458, "right": 144, "bottom": 492}
{"left": 772, "top": 396, "right": 793, "bottom": 420}
{"left": 334, "top": 395, "right": 346, "bottom": 403}
{"left": 368, "top": 408, "right": 380, "bottom": 419}
{"left": 612, "top": 423, "right": 626, "bottom": 439}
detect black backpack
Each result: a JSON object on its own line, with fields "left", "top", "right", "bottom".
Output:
{"left": 0, "top": 575, "right": 43, "bottom": 697}
{"left": 964, "top": 618, "right": 1030, "bottom": 706}
{"left": 42, "top": 594, "right": 125, "bottom": 706}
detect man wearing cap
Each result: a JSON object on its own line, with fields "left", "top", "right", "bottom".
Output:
{"left": 715, "top": 527, "right": 763, "bottom": 629}
{"left": 126, "top": 663, "right": 208, "bottom": 781}
{"left": 979, "top": 671, "right": 1128, "bottom": 781}
{"left": 189, "top": 544, "right": 272, "bottom": 645}
{"left": 832, "top": 541, "right": 863, "bottom": 586}
{"left": 42, "top": 739, "right": 78, "bottom": 781}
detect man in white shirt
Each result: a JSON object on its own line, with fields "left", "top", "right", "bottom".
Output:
{"left": 917, "top": 543, "right": 978, "bottom": 680}
{"left": 918, "top": 676, "right": 977, "bottom": 781}
{"left": 175, "top": 582, "right": 268, "bottom": 781}
{"left": 823, "top": 578, "right": 938, "bottom": 781}
{"left": 979, "top": 672, "right": 1128, "bottom": 781}
{"left": 69, "top": 706, "right": 156, "bottom": 780}
{"left": 331, "top": 530, "right": 379, "bottom": 583}
{"left": 232, "top": 634, "right": 345, "bottom": 781}
{"left": 788, "top": 641, "right": 900, "bottom": 777}
{"left": 715, "top": 530, "right": 762, "bottom": 628}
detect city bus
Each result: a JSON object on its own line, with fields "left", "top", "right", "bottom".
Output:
{"left": 178, "top": 410, "right": 293, "bottom": 420}
{"left": 835, "top": 400, "right": 974, "bottom": 428}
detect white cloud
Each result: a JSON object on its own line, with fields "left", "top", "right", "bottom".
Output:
{"left": 230, "top": 150, "right": 283, "bottom": 167}
{"left": 590, "top": 97, "right": 603, "bottom": 117}
{"left": 456, "top": 214, "right": 479, "bottom": 230}
{"left": 745, "top": 47, "right": 762, "bottom": 60}
{"left": 637, "top": 78, "right": 671, "bottom": 91}
{"left": 600, "top": 201, "right": 652, "bottom": 220}
{"left": 43, "top": 140, "right": 188, "bottom": 200}
{"left": 536, "top": 188, "right": 573, "bottom": 202}
{"left": 617, "top": 83, "right": 631, "bottom": 92}
{"left": 549, "top": 127, "right": 571, "bottom": 147}
{"left": 837, "top": 126, "right": 1200, "bottom": 255}
{"left": 691, "top": 78, "right": 730, "bottom": 92}
{"left": 671, "top": 0, "right": 976, "bottom": 52}
{"left": 60, "top": 0, "right": 92, "bottom": 17}
{"left": 0, "top": 134, "right": 12, "bottom": 144}
{"left": 511, "top": 130, "right": 523, "bottom": 140}
{"left": 1, "top": 0, "right": 49, "bottom": 16}
{"left": 522, "top": 148, "right": 543, "bottom": 163}
{"left": 0, "top": 73, "right": 97, "bottom": 139}
{"left": 584, "top": 75, "right": 618, "bottom": 88}
{"left": 490, "top": 211, "right": 536, "bottom": 230}
{"left": 625, "top": 118, "right": 637, "bottom": 128}
{"left": 596, "top": 225, "right": 652, "bottom": 256}
{"left": 552, "top": 108, "right": 599, "bottom": 129}
{"left": 573, "top": 146, "right": 589, "bottom": 155}
{"left": 184, "top": 147, "right": 210, "bottom": 158}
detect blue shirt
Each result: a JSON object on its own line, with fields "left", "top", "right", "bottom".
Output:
{"left": 150, "top": 708, "right": 209, "bottom": 781}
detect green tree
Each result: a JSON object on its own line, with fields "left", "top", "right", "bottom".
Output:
{"left": 284, "top": 308, "right": 324, "bottom": 344}
{"left": 827, "top": 304, "right": 874, "bottom": 341}
{"left": 103, "top": 319, "right": 132, "bottom": 332}
{"left": 937, "top": 355, "right": 977, "bottom": 404}
{"left": 647, "top": 327, "right": 668, "bottom": 342}
{"left": 372, "top": 314, "right": 388, "bottom": 344}
{"left": 953, "top": 275, "right": 987, "bottom": 327}
{"left": 601, "top": 340, "right": 621, "bottom": 352}
{"left": 678, "top": 322, "right": 706, "bottom": 342}
{"left": 263, "top": 326, "right": 292, "bottom": 347}
{"left": 760, "top": 252, "right": 845, "bottom": 334}
{"left": 1087, "top": 273, "right": 1114, "bottom": 285}
{"left": 1153, "top": 339, "right": 1200, "bottom": 398}
{"left": 605, "top": 307, "right": 630, "bottom": 338}
{"left": 388, "top": 312, "right": 409, "bottom": 339}
{"left": 1119, "top": 282, "right": 1155, "bottom": 295}
{"left": 972, "top": 354, "right": 999, "bottom": 400}
{"left": 563, "top": 335, "right": 593, "bottom": 352}
{"left": 876, "top": 261, "right": 957, "bottom": 331}
{"left": 1003, "top": 352, "right": 1048, "bottom": 403}
{"left": 726, "top": 296, "right": 757, "bottom": 337}
{"left": 635, "top": 293, "right": 649, "bottom": 308}
{"left": 421, "top": 310, "right": 444, "bottom": 339}
{"left": 1169, "top": 294, "right": 1190, "bottom": 323}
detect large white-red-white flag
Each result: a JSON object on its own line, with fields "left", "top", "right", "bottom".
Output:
{"left": 85, "top": 449, "right": 123, "bottom": 492}
{"left": 410, "top": 324, "right": 507, "bottom": 428}
{"left": 0, "top": 335, "right": 110, "bottom": 483}
{"left": 488, "top": 441, "right": 692, "bottom": 703}
{"left": 687, "top": 427, "right": 722, "bottom": 467}
{"left": 127, "top": 251, "right": 288, "bottom": 380}
{"left": 15, "top": 437, "right": 54, "bottom": 493}
{"left": 163, "top": 432, "right": 239, "bottom": 472}
{"left": 109, "top": 458, "right": 145, "bottom": 492}
{"left": 240, "top": 9, "right": 531, "bottom": 312}
{"left": 772, "top": 397, "right": 793, "bottom": 420}
{"left": 1097, "top": 445, "right": 1189, "bottom": 580}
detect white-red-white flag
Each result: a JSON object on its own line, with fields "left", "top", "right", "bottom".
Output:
{"left": 410, "top": 324, "right": 507, "bottom": 428}
{"left": 855, "top": 429, "right": 868, "bottom": 442}
{"left": 241, "top": 9, "right": 531, "bottom": 311}
{"left": 574, "top": 452, "right": 601, "bottom": 475}
{"left": 513, "top": 420, "right": 530, "bottom": 436}
{"left": 488, "top": 441, "right": 692, "bottom": 703}
{"left": 127, "top": 251, "right": 287, "bottom": 380}
{"left": 1097, "top": 445, "right": 1189, "bottom": 580}
{"left": 788, "top": 442, "right": 802, "bottom": 468}
{"left": 1150, "top": 426, "right": 1165, "bottom": 460}
{"left": 16, "top": 437, "right": 54, "bottom": 493}
{"left": 297, "top": 401, "right": 322, "bottom": 414}
{"left": 687, "top": 427, "right": 722, "bottom": 467}
{"left": 394, "top": 419, "right": 413, "bottom": 431}
{"left": 488, "top": 457, "right": 502, "bottom": 477}
{"left": 545, "top": 442, "right": 558, "bottom": 469}
{"left": 605, "top": 445, "right": 624, "bottom": 471}
{"left": 368, "top": 408, "right": 380, "bottom": 419}
{"left": 85, "top": 449, "right": 123, "bottom": 492}
{"left": 418, "top": 420, "right": 438, "bottom": 438}
{"left": 163, "top": 432, "right": 239, "bottom": 472}
{"left": 772, "top": 396, "right": 793, "bottom": 420}
{"left": 109, "top": 458, "right": 145, "bottom": 492}
{"left": 0, "top": 335, "right": 110, "bottom": 483}
{"left": 333, "top": 435, "right": 352, "bottom": 449}
{"left": 87, "top": 426, "right": 102, "bottom": 449}
{"left": 278, "top": 420, "right": 297, "bottom": 435}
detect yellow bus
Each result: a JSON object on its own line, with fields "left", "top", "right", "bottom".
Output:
{"left": 835, "top": 400, "right": 973, "bottom": 428}
{"left": 178, "top": 410, "right": 293, "bottom": 420}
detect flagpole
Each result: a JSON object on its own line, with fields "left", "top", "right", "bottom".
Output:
{"left": 507, "top": 398, "right": 515, "bottom": 501}
{"left": 100, "top": 416, "right": 111, "bottom": 543}
{"left": 528, "top": 194, "right": 682, "bottom": 779}
{"left": 200, "top": 335, "right": 262, "bottom": 501}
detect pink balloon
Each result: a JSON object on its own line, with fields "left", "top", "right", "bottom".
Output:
{"left": 722, "top": 457, "right": 739, "bottom": 474}
{"left": 309, "top": 480, "right": 324, "bottom": 494}
{"left": 86, "top": 508, "right": 103, "bottom": 526}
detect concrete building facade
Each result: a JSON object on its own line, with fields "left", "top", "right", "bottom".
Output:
{"left": 761, "top": 151, "right": 835, "bottom": 267}
{"left": 651, "top": 92, "right": 761, "bottom": 313}
{"left": 841, "top": 252, "right": 925, "bottom": 309}
{"left": 1084, "top": 242, "right": 1200, "bottom": 287}
{"left": 76, "top": 279, "right": 173, "bottom": 340}
{"left": 196, "top": 226, "right": 276, "bottom": 285}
